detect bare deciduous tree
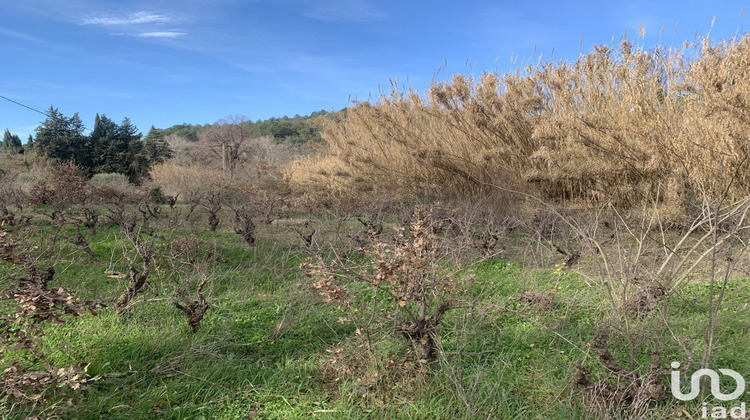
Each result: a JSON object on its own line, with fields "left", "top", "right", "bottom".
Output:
{"left": 200, "top": 115, "right": 255, "bottom": 177}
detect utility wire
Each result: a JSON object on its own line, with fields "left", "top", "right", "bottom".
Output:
{"left": 0, "top": 95, "right": 97, "bottom": 134}
{"left": 0, "top": 95, "right": 50, "bottom": 117}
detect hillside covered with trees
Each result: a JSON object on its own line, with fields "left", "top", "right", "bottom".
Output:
{"left": 2, "top": 108, "right": 332, "bottom": 184}
{"left": 148, "top": 109, "right": 333, "bottom": 145}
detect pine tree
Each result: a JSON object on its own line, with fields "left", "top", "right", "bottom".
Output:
{"left": 143, "top": 126, "right": 173, "bottom": 165}
{"left": 118, "top": 118, "right": 144, "bottom": 183}
{"left": 2, "top": 129, "right": 22, "bottom": 151}
{"left": 34, "top": 107, "right": 90, "bottom": 170}
{"left": 90, "top": 114, "right": 121, "bottom": 174}
{"left": 32, "top": 107, "right": 151, "bottom": 181}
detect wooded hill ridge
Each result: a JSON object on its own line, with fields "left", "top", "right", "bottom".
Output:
{"left": 133, "top": 109, "right": 337, "bottom": 144}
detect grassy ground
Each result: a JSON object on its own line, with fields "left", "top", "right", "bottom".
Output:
{"left": 2, "top": 212, "right": 750, "bottom": 419}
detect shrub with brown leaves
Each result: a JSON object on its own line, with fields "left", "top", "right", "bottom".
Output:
{"left": 0, "top": 227, "right": 99, "bottom": 405}
{"left": 29, "top": 161, "right": 90, "bottom": 207}
{"left": 303, "top": 205, "right": 462, "bottom": 365}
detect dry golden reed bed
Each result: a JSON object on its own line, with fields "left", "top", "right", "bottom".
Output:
{"left": 287, "top": 35, "right": 750, "bottom": 217}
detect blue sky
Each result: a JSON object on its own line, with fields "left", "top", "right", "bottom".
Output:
{"left": 0, "top": 0, "right": 747, "bottom": 140}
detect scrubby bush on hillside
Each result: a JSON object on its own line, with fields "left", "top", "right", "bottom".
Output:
{"left": 29, "top": 161, "right": 90, "bottom": 207}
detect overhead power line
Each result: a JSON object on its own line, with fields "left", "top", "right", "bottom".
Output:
{"left": 0, "top": 95, "right": 95, "bottom": 134}
{"left": 0, "top": 95, "right": 50, "bottom": 117}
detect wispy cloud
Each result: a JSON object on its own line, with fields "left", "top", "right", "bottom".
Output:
{"left": 80, "top": 11, "right": 174, "bottom": 26}
{"left": 110, "top": 31, "right": 187, "bottom": 39}
{"left": 0, "top": 26, "right": 79, "bottom": 58}
{"left": 78, "top": 9, "right": 188, "bottom": 39}
{"left": 0, "top": 27, "right": 45, "bottom": 43}
{"left": 136, "top": 31, "right": 187, "bottom": 38}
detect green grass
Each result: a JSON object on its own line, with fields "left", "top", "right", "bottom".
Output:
{"left": 2, "top": 217, "right": 750, "bottom": 419}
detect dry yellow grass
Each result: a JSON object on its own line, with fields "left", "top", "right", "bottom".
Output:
{"left": 285, "top": 35, "right": 750, "bottom": 214}
{"left": 150, "top": 163, "right": 229, "bottom": 198}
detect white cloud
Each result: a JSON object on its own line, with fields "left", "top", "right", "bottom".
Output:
{"left": 110, "top": 31, "right": 187, "bottom": 38}
{"left": 137, "top": 31, "right": 187, "bottom": 38}
{"left": 80, "top": 11, "right": 174, "bottom": 26}
{"left": 80, "top": 10, "right": 187, "bottom": 39}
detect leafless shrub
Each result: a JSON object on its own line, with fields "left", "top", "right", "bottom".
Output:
{"left": 78, "top": 207, "right": 100, "bottom": 235}
{"left": 92, "top": 181, "right": 142, "bottom": 208}
{"left": 103, "top": 202, "right": 138, "bottom": 235}
{"left": 167, "top": 235, "right": 203, "bottom": 265}
{"left": 1, "top": 193, "right": 31, "bottom": 229}
{"left": 32, "top": 209, "right": 69, "bottom": 249}
{"left": 0, "top": 178, "right": 21, "bottom": 227}
{"left": 347, "top": 214, "right": 384, "bottom": 251}
{"left": 554, "top": 243, "right": 581, "bottom": 268}
{"left": 232, "top": 205, "right": 256, "bottom": 246}
{"left": 113, "top": 229, "right": 155, "bottom": 315}
{"left": 0, "top": 206, "right": 15, "bottom": 227}
{"left": 185, "top": 190, "right": 202, "bottom": 222}
{"left": 167, "top": 193, "right": 178, "bottom": 208}
{"left": 294, "top": 221, "right": 317, "bottom": 253}
{"left": 622, "top": 283, "right": 667, "bottom": 317}
{"left": 201, "top": 191, "right": 223, "bottom": 232}
{"left": 63, "top": 226, "right": 96, "bottom": 260}
{"left": 159, "top": 231, "right": 218, "bottom": 334}
{"left": 471, "top": 224, "right": 502, "bottom": 256}
{"left": 36, "top": 206, "right": 97, "bottom": 260}
{"left": 426, "top": 199, "right": 519, "bottom": 260}
{"left": 150, "top": 164, "right": 230, "bottom": 226}
{"left": 171, "top": 274, "right": 212, "bottom": 333}
{"left": 254, "top": 189, "right": 286, "bottom": 225}
{"left": 29, "top": 161, "right": 90, "bottom": 208}
{"left": 137, "top": 202, "right": 161, "bottom": 225}
{"left": 544, "top": 188, "right": 750, "bottom": 414}
{"left": 574, "top": 324, "right": 690, "bottom": 418}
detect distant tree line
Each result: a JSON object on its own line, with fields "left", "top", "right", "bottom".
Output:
{"left": 154, "top": 109, "right": 337, "bottom": 145}
{"left": 159, "top": 123, "right": 204, "bottom": 142}
{"left": 253, "top": 110, "right": 332, "bottom": 144}
{"left": 29, "top": 107, "right": 172, "bottom": 183}
{"left": 3, "top": 107, "right": 338, "bottom": 182}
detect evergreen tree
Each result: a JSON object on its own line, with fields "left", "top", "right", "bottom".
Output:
{"left": 90, "top": 114, "right": 121, "bottom": 174}
{"left": 89, "top": 113, "right": 111, "bottom": 142}
{"left": 34, "top": 107, "right": 90, "bottom": 169}
{"left": 118, "top": 118, "right": 145, "bottom": 183}
{"left": 2, "top": 129, "right": 23, "bottom": 152}
{"left": 32, "top": 107, "right": 174, "bottom": 183}
{"left": 143, "top": 126, "right": 173, "bottom": 165}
